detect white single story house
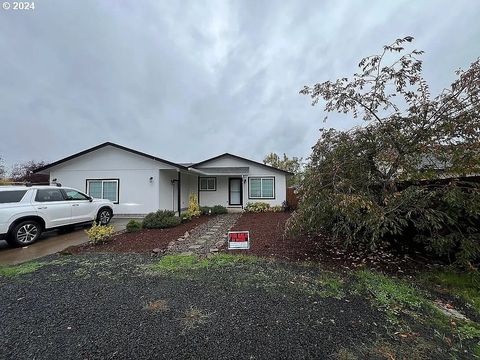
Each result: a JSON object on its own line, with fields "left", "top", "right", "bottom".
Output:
{"left": 34, "top": 142, "right": 292, "bottom": 215}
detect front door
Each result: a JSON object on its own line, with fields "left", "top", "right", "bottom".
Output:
{"left": 229, "top": 178, "right": 242, "bottom": 206}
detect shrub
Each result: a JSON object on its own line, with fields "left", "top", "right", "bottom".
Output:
{"left": 187, "top": 193, "right": 201, "bottom": 217}
{"left": 85, "top": 222, "right": 115, "bottom": 244}
{"left": 245, "top": 202, "right": 270, "bottom": 213}
{"left": 270, "top": 205, "right": 284, "bottom": 213}
{"left": 200, "top": 206, "right": 212, "bottom": 215}
{"left": 211, "top": 205, "right": 228, "bottom": 215}
{"left": 126, "top": 219, "right": 142, "bottom": 233}
{"left": 142, "top": 210, "right": 181, "bottom": 229}
{"left": 180, "top": 212, "right": 192, "bottom": 222}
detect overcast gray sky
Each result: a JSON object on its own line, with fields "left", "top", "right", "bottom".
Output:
{"left": 0, "top": 0, "right": 479, "bottom": 169}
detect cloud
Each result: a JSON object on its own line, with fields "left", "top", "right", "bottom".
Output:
{"left": 0, "top": 0, "right": 478, "bottom": 168}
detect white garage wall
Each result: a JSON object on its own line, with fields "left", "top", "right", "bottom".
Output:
{"left": 48, "top": 146, "right": 177, "bottom": 215}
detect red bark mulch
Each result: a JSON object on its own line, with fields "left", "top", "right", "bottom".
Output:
{"left": 66, "top": 216, "right": 210, "bottom": 254}
{"left": 225, "top": 212, "right": 323, "bottom": 262}
{"left": 224, "top": 212, "right": 433, "bottom": 273}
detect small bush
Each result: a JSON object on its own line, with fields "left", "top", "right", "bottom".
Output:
{"left": 142, "top": 210, "right": 181, "bottom": 229}
{"left": 270, "top": 205, "right": 284, "bottom": 213}
{"left": 245, "top": 202, "right": 270, "bottom": 213}
{"left": 200, "top": 206, "right": 212, "bottom": 215}
{"left": 126, "top": 219, "right": 142, "bottom": 233}
{"left": 180, "top": 212, "right": 192, "bottom": 222}
{"left": 85, "top": 222, "right": 115, "bottom": 244}
{"left": 211, "top": 205, "right": 228, "bottom": 214}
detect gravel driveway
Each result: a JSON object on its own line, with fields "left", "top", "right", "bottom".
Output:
{"left": 0, "top": 253, "right": 386, "bottom": 360}
{"left": 0, "top": 253, "right": 468, "bottom": 360}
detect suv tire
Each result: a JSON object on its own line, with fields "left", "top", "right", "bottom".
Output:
{"left": 96, "top": 208, "right": 113, "bottom": 225}
{"left": 7, "top": 220, "right": 42, "bottom": 247}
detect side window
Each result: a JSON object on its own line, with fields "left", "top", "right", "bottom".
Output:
{"left": 64, "top": 189, "right": 89, "bottom": 201}
{"left": 0, "top": 190, "right": 28, "bottom": 204}
{"left": 35, "top": 189, "right": 65, "bottom": 202}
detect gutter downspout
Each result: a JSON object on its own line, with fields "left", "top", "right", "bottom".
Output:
{"left": 177, "top": 170, "right": 181, "bottom": 216}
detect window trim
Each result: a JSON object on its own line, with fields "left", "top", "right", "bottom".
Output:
{"left": 199, "top": 177, "right": 216, "bottom": 191}
{"left": 248, "top": 176, "right": 275, "bottom": 200}
{"left": 86, "top": 178, "right": 120, "bottom": 204}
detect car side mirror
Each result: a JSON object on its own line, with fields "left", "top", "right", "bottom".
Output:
{"left": 88, "top": 197, "right": 93, "bottom": 202}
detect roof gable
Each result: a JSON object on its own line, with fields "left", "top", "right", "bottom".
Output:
{"left": 192, "top": 153, "right": 293, "bottom": 175}
{"left": 34, "top": 142, "right": 187, "bottom": 173}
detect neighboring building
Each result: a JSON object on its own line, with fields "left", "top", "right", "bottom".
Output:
{"left": 33, "top": 142, "right": 292, "bottom": 215}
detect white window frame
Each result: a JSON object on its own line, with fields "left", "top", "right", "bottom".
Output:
{"left": 199, "top": 177, "right": 216, "bottom": 191}
{"left": 248, "top": 177, "right": 275, "bottom": 199}
{"left": 86, "top": 179, "right": 119, "bottom": 204}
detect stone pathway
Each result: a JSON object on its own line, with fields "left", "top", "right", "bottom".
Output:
{"left": 166, "top": 214, "right": 241, "bottom": 256}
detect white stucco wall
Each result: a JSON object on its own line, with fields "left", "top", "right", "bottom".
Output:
{"left": 198, "top": 176, "right": 230, "bottom": 207}
{"left": 196, "top": 155, "right": 288, "bottom": 208}
{"left": 158, "top": 169, "right": 179, "bottom": 212}
{"left": 48, "top": 146, "right": 177, "bottom": 214}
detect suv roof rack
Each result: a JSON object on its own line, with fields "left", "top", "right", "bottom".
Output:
{"left": 25, "top": 182, "right": 62, "bottom": 187}
{"left": 0, "top": 182, "right": 60, "bottom": 187}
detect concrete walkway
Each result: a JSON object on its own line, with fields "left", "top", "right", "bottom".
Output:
{"left": 166, "top": 214, "right": 241, "bottom": 256}
{"left": 0, "top": 218, "right": 131, "bottom": 266}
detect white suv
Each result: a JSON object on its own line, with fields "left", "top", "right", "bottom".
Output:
{"left": 0, "top": 185, "right": 114, "bottom": 247}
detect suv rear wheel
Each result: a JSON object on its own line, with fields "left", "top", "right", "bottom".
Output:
{"left": 96, "top": 208, "right": 112, "bottom": 225}
{"left": 7, "top": 220, "right": 42, "bottom": 247}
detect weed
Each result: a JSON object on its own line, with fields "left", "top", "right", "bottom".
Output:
{"left": 334, "top": 348, "right": 357, "bottom": 360}
{"left": 144, "top": 299, "right": 169, "bottom": 312}
{"left": 0, "top": 261, "right": 45, "bottom": 277}
{"left": 180, "top": 306, "right": 212, "bottom": 333}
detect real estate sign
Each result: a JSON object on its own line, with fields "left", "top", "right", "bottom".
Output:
{"left": 227, "top": 231, "right": 250, "bottom": 250}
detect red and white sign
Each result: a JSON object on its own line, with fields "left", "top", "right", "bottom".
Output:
{"left": 227, "top": 231, "right": 250, "bottom": 250}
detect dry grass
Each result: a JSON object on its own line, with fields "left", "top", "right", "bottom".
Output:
{"left": 144, "top": 299, "right": 169, "bottom": 312}
{"left": 180, "top": 306, "right": 212, "bottom": 333}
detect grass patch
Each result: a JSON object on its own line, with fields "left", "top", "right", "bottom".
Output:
{"left": 315, "top": 272, "right": 345, "bottom": 299}
{"left": 147, "top": 254, "right": 260, "bottom": 274}
{"left": 0, "top": 261, "right": 46, "bottom": 277}
{"left": 456, "top": 323, "right": 480, "bottom": 340}
{"left": 422, "top": 269, "right": 480, "bottom": 314}
{"left": 355, "top": 270, "right": 429, "bottom": 323}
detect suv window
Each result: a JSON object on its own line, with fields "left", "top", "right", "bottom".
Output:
{"left": 63, "top": 189, "right": 89, "bottom": 201}
{"left": 0, "top": 190, "right": 28, "bottom": 204}
{"left": 35, "top": 189, "right": 65, "bottom": 202}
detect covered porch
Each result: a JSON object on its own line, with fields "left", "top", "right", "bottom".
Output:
{"left": 187, "top": 166, "right": 250, "bottom": 210}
